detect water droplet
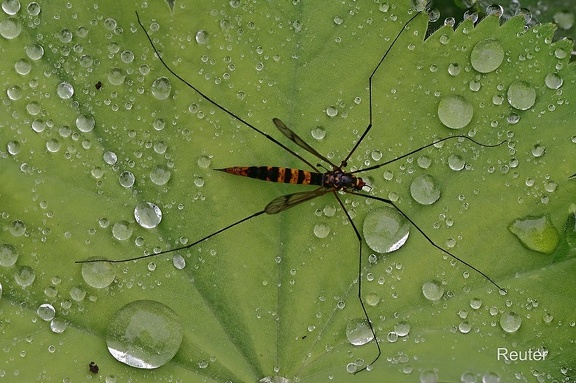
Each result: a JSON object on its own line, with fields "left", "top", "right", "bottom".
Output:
{"left": 362, "top": 206, "right": 410, "bottom": 253}
{"left": 508, "top": 214, "right": 559, "bottom": 254}
{"left": 0, "top": 243, "right": 19, "bottom": 266}
{"left": 470, "top": 297, "right": 482, "bottom": 309}
{"left": 499, "top": 311, "right": 522, "bottom": 333}
{"left": 447, "top": 63, "right": 460, "bottom": 76}
{"left": 365, "top": 292, "right": 380, "bottom": 306}
{"left": 437, "top": 95, "right": 473, "bottom": 129}
{"left": 470, "top": 39, "right": 504, "bottom": 73}
{"left": 151, "top": 77, "right": 171, "bottom": 100}
{"left": 394, "top": 321, "right": 410, "bottom": 336}
{"left": 27, "top": 2, "right": 41, "bottom": 15}
{"left": 134, "top": 202, "right": 162, "bottom": 229}
{"left": 6, "top": 85, "right": 22, "bottom": 100}
{"left": 197, "top": 155, "right": 211, "bottom": 168}
{"left": 313, "top": 223, "right": 330, "bottom": 238}
{"left": 56, "top": 81, "right": 74, "bottom": 99}
{"left": 50, "top": 317, "right": 68, "bottom": 334}
{"left": 447, "top": 153, "right": 465, "bottom": 171}
{"left": 326, "top": 105, "right": 338, "bottom": 117}
{"left": 103, "top": 151, "right": 118, "bottom": 165}
{"left": 108, "top": 68, "right": 126, "bottom": 85}
{"left": 81, "top": 258, "right": 116, "bottom": 288}
{"left": 119, "top": 171, "right": 136, "bottom": 188}
{"left": 15, "top": 265, "right": 36, "bottom": 287}
{"left": 311, "top": 126, "right": 326, "bottom": 140}
{"left": 106, "top": 300, "right": 183, "bottom": 369}
{"left": 149, "top": 165, "right": 171, "bottom": 185}
{"left": 410, "top": 174, "right": 441, "bottom": 205}
{"left": 345, "top": 318, "right": 374, "bottom": 346}
{"left": 422, "top": 280, "right": 445, "bottom": 301}
{"left": 112, "top": 221, "right": 133, "bottom": 241}
{"left": 76, "top": 114, "right": 95, "bottom": 133}
{"left": 46, "top": 139, "right": 61, "bottom": 153}
{"left": 507, "top": 81, "right": 536, "bottom": 111}
{"left": 37, "top": 303, "right": 56, "bottom": 321}
{"left": 0, "top": 17, "right": 22, "bottom": 39}
{"left": 544, "top": 73, "right": 563, "bottom": 90}
{"left": 458, "top": 321, "right": 472, "bottom": 334}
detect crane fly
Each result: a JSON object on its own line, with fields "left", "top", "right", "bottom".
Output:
{"left": 78, "top": 6, "right": 507, "bottom": 373}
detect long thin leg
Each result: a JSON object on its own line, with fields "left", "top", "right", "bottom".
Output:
{"left": 342, "top": 10, "right": 425, "bottom": 166}
{"left": 332, "top": 192, "right": 381, "bottom": 373}
{"left": 346, "top": 191, "right": 506, "bottom": 293}
{"left": 135, "top": 12, "right": 319, "bottom": 172}
{"left": 76, "top": 210, "right": 266, "bottom": 264}
{"left": 351, "top": 135, "right": 506, "bottom": 175}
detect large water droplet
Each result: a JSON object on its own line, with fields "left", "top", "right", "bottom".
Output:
{"left": 76, "top": 114, "right": 95, "bottom": 133}
{"left": 81, "top": 258, "right": 116, "bottom": 288}
{"left": 345, "top": 318, "right": 374, "bottom": 346}
{"left": 0, "top": 17, "right": 22, "bottom": 39}
{"left": 112, "top": 221, "right": 133, "bottom": 241}
{"left": 362, "top": 206, "right": 410, "bottom": 253}
{"left": 151, "top": 77, "right": 171, "bottom": 100}
{"left": 499, "top": 311, "right": 522, "bottom": 333}
{"left": 134, "top": 202, "right": 162, "bottom": 229}
{"left": 37, "top": 303, "right": 56, "bottom": 321}
{"left": 422, "top": 280, "right": 445, "bottom": 301}
{"left": 0, "top": 243, "right": 19, "bottom": 266}
{"left": 544, "top": 73, "right": 563, "bottom": 90}
{"left": 15, "top": 265, "right": 36, "bottom": 287}
{"left": 437, "top": 95, "right": 473, "bottom": 129}
{"left": 195, "top": 30, "right": 209, "bottom": 44}
{"left": 106, "top": 300, "right": 183, "bottom": 369}
{"left": 394, "top": 321, "right": 411, "bottom": 337}
{"left": 508, "top": 214, "right": 559, "bottom": 254}
{"left": 507, "top": 81, "right": 536, "bottom": 111}
{"left": 470, "top": 39, "right": 504, "bottom": 73}
{"left": 56, "top": 81, "right": 74, "bottom": 99}
{"left": 149, "top": 165, "right": 171, "bottom": 185}
{"left": 410, "top": 174, "right": 441, "bottom": 205}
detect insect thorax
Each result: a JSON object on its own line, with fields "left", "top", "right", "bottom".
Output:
{"left": 323, "top": 170, "right": 365, "bottom": 191}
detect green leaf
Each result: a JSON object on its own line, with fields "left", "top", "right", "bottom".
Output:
{"left": 1, "top": 1, "right": 575, "bottom": 382}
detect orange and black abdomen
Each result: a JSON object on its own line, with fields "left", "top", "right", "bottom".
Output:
{"left": 218, "top": 166, "right": 324, "bottom": 185}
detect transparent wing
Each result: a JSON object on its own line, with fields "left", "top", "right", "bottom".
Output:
{"left": 272, "top": 118, "right": 336, "bottom": 168}
{"left": 265, "top": 187, "right": 330, "bottom": 214}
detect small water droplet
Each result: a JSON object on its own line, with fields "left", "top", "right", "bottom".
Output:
{"left": 470, "top": 39, "right": 504, "bottom": 73}
{"left": 112, "top": 221, "right": 133, "bottom": 241}
{"left": 81, "top": 258, "right": 116, "bottom": 288}
{"left": 76, "top": 114, "right": 95, "bottom": 133}
{"left": 108, "top": 68, "right": 126, "bottom": 85}
{"left": 422, "top": 280, "right": 444, "bottom": 301}
{"left": 508, "top": 214, "right": 559, "bottom": 254}
{"left": 470, "top": 297, "right": 482, "bottom": 309}
{"left": 394, "top": 321, "right": 410, "bottom": 336}
{"left": 448, "top": 63, "right": 460, "bottom": 76}
{"left": 410, "top": 174, "right": 441, "bottom": 205}
{"left": 437, "top": 95, "right": 473, "bottom": 129}
{"left": 313, "top": 223, "right": 330, "bottom": 238}
{"left": 119, "top": 171, "right": 136, "bottom": 188}
{"left": 507, "top": 81, "right": 536, "bottom": 111}
{"left": 362, "top": 206, "right": 410, "bottom": 253}
{"left": 499, "top": 311, "right": 522, "bottom": 333}
{"left": 311, "top": 126, "right": 326, "bottom": 140}
{"left": 195, "top": 30, "right": 209, "bottom": 44}
{"left": 37, "top": 303, "right": 56, "bottom": 321}
{"left": 544, "top": 73, "right": 563, "bottom": 90}
{"left": 447, "top": 153, "right": 465, "bottom": 171}
{"left": 326, "top": 105, "right": 338, "bottom": 117}
{"left": 106, "top": 300, "right": 183, "bottom": 369}
{"left": 197, "top": 155, "right": 212, "bottom": 168}
{"left": 345, "top": 318, "right": 374, "bottom": 346}
{"left": 151, "top": 77, "right": 171, "bottom": 100}
{"left": 134, "top": 202, "right": 162, "bottom": 229}
{"left": 56, "top": 81, "right": 74, "bottom": 99}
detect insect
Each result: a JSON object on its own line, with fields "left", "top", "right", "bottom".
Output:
{"left": 78, "top": 5, "right": 506, "bottom": 373}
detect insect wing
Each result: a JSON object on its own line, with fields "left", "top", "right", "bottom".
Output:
{"left": 272, "top": 118, "right": 336, "bottom": 168}
{"left": 265, "top": 187, "right": 330, "bottom": 214}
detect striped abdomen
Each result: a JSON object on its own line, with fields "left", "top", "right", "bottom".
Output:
{"left": 218, "top": 166, "right": 323, "bottom": 185}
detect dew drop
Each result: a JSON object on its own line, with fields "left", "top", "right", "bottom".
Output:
{"left": 544, "top": 73, "right": 563, "bottom": 90}
{"left": 76, "top": 114, "right": 95, "bottom": 133}
{"left": 311, "top": 126, "right": 326, "bottom": 140}
{"left": 499, "top": 311, "right": 522, "bottom": 333}
{"left": 345, "top": 318, "right": 374, "bottom": 346}
{"left": 508, "top": 214, "right": 559, "bottom": 254}
{"left": 7, "top": 140, "right": 20, "bottom": 155}
{"left": 151, "top": 77, "right": 171, "bottom": 100}
{"left": 394, "top": 321, "right": 410, "bottom": 336}
{"left": 0, "top": 243, "right": 19, "bottom": 266}
{"left": 326, "top": 105, "right": 338, "bottom": 117}
{"left": 313, "top": 222, "right": 330, "bottom": 238}
{"left": 0, "top": 17, "right": 22, "bottom": 39}
{"left": 81, "top": 258, "right": 116, "bottom": 288}
{"left": 56, "top": 81, "right": 74, "bottom": 99}
{"left": 106, "top": 300, "right": 183, "bottom": 369}
{"left": 46, "top": 139, "right": 61, "bottom": 153}
{"left": 149, "top": 165, "right": 171, "bottom": 185}
{"left": 197, "top": 155, "right": 212, "bottom": 169}
{"left": 531, "top": 143, "right": 546, "bottom": 158}
{"left": 507, "top": 81, "right": 536, "bottom": 111}
{"left": 112, "top": 221, "right": 133, "bottom": 241}
{"left": 447, "top": 62, "right": 460, "bottom": 76}
{"left": 422, "top": 280, "right": 445, "bottom": 301}
{"left": 447, "top": 153, "right": 465, "bottom": 171}
{"left": 470, "top": 39, "right": 504, "bottom": 73}
{"left": 15, "top": 265, "right": 36, "bottom": 287}
{"left": 362, "top": 206, "right": 410, "bottom": 253}
{"left": 108, "top": 68, "right": 126, "bottom": 85}
{"left": 134, "top": 202, "right": 162, "bottom": 229}
{"left": 410, "top": 174, "right": 441, "bottom": 205}
{"left": 10, "top": 220, "right": 26, "bottom": 236}
{"left": 37, "top": 303, "right": 56, "bottom": 321}
{"left": 50, "top": 317, "right": 68, "bottom": 334}
{"left": 119, "top": 171, "right": 136, "bottom": 188}
{"left": 437, "top": 95, "right": 473, "bottom": 129}
{"left": 26, "top": 43, "right": 44, "bottom": 60}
